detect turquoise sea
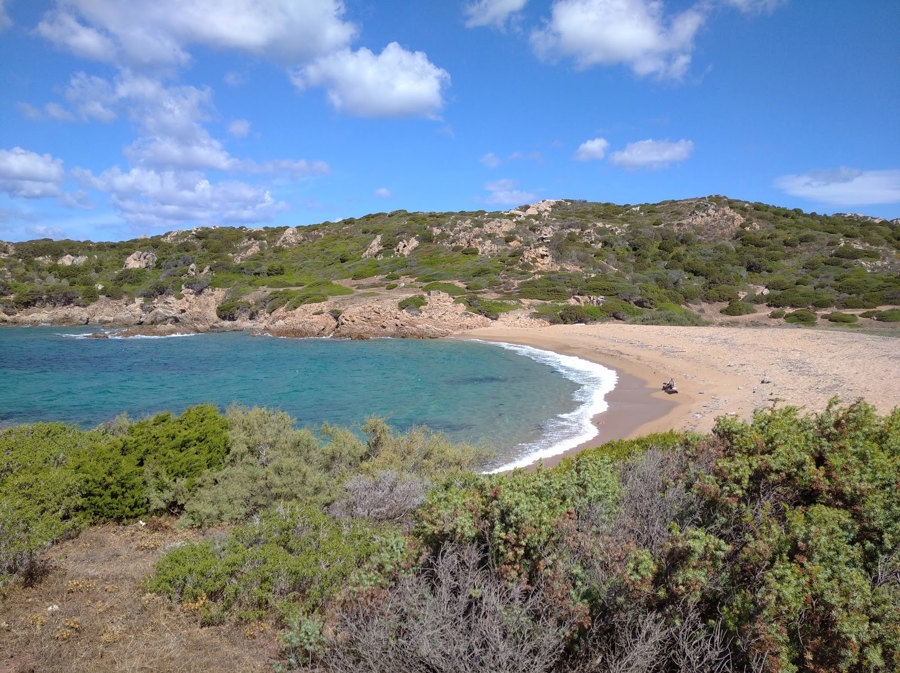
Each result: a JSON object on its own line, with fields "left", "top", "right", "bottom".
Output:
{"left": 0, "top": 327, "right": 617, "bottom": 470}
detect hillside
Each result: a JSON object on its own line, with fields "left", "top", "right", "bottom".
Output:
{"left": 1, "top": 196, "right": 898, "bottom": 336}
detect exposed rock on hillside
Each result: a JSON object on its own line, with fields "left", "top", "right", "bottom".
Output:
{"left": 123, "top": 250, "right": 157, "bottom": 269}
{"left": 57, "top": 254, "right": 87, "bottom": 266}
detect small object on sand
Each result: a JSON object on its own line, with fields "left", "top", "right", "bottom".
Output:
{"left": 662, "top": 378, "right": 678, "bottom": 394}
{"left": 760, "top": 374, "right": 771, "bottom": 384}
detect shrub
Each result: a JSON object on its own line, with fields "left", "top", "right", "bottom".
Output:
{"left": 702, "top": 284, "right": 740, "bottom": 303}
{"left": 125, "top": 405, "right": 229, "bottom": 515}
{"left": 784, "top": 308, "right": 818, "bottom": 325}
{"left": 719, "top": 300, "right": 756, "bottom": 316}
{"left": 552, "top": 304, "right": 607, "bottom": 324}
{"left": 627, "top": 306, "right": 705, "bottom": 326}
{"left": 825, "top": 311, "right": 858, "bottom": 323}
{"left": 518, "top": 277, "right": 571, "bottom": 301}
{"left": 421, "top": 282, "right": 465, "bottom": 296}
{"left": 216, "top": 299, "right": 255, "bottom": 321}
{"left": 398, "top": 294, "right": 427, "bottom": 311}
{"left": 149, "top": 504, "right": 407, "bottom": 623}
{"left": 461, "top": 295, "right": 519, "bottom": 320}
{"left": 769, "top": 308, "right": 786, "bottom": 319}
{"left": 0, "top": 424, "right": 90, "bottom": 587}
{"left": 871, "top": 308, "right": 900, "bottom": 322}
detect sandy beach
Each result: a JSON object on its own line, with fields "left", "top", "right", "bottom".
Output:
{"left": 458, "top": 323, "right": 899, "bottom": 467}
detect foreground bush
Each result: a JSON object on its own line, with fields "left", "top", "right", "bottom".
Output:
{"left": 148, "top": 504, "right": 408, "bottom": 624}
{"left": 292, "top": 403, "right": 898, "bottom": 672}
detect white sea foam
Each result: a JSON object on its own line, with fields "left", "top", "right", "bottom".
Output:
{"left": 477, "top": 341, "right": 618, "bottom": 473}
{"left": 59, "top": 330, "right": 199, "bottom": 340}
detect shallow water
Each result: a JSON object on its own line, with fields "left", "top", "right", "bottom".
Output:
{"left": 0, "top": 327, "right": 616, "bottom": 469}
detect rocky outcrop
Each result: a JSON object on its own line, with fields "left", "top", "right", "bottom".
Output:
{"left": 262, "top": 291, "right": 491, "bottom": 339}
{"left": 0, "top": 288, "right": 226, "bottom": 332}
{"left": 0, "top": 287, "right": 496, "bottom": 338}
{"left": 57, "top": 254, "right": 88, "bottom": 266}
{"left": 675, "top": 201, "right": 751, "bottom": 241}
{"left": 123, "top": 251, "right": 157, "bottom": 269}
{"left": 394, "top": 237, "right": 419, "bottom": 256}
{"left": 362, "top": 234, "right": 383, "bottom": 259}
{"left": 276, "top": 227, "right": 303, "bottom": 247}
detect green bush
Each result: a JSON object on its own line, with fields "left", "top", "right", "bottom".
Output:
{"left": 216, "top": 299, "right": 255, "bottom": 321}
{"left": 824, "top": 311, "right": 858, "bottom": 323}
{"left": 460, "top": 295, "right": 519, "bottom": 320}
{"left": 149, "top": 504, "right": 408, "bottom": 623}
{"left": 398, "top": 294, "right": 427, "bottom": 311}
{"left": 0, "top": 424, "right": 90, "bottom": 587}
{"left": 124, "top": 405, "right": 229, "bottom": 515}
{"left": 517, "top": 277, "right": 571, "bottom": 301}
{"left": 421, "top": 282, "right": 465, "bottom": 296}
{"left": 869, "top": 308, "right": 900, "bottom": 322}
{"left": 784, "top": 308, "right": 818, "bottom": 325}
{"left": 552, "top": 304, "right": 607, "bottom": 324}
{"left": 769, "top": 308, "right": 786, "bottom": 319}
{"left": 702, "top": 284, "right": 740, "bottom": 303}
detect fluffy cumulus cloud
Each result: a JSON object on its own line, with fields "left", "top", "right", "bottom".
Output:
{"left": 292, "top": 42, "right": 450, "bottom": 118}
{"left": 610, "top": 138, "right": 693, "bottom": 169}
{"left": 531, "top": 0, "right": 705, "bottom": 78}
{"left": 464, "top": 0, "right": 528, "bottom": 29}
{"left": 481, "top": 178, "right": 537, "bottom": 205}
{"left": 75, "top": 166, "right": 287, "bottom": 228}
{"left": 575, "top": 137, "right": 610, "bottom": 161}
{"left": 37, "top": 0, "right": 356, "bottom": 68}
{"left": 774, "top": 168, "right": 900, "bottom": 206}
{"left": 0, "top": 147, "right": 66, "bottom": 198}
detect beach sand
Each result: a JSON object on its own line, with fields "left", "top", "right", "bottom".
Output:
{"left": 457, "top": 323, "right": 899, "bottom": 468}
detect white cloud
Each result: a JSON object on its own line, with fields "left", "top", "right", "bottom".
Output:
{"left": 37, "top": 0, "right": 356, "bottom": 68}
{"left": 610, "top": 138, "right": 693, "bottom": 169}
{"left": 0, "top": 147, "right": 66, "bottom": 198}
{"left": 76, "top": 166, "right": 287, "bottom": 228}
{"left": 464, "top": 0, "right": 528, "bottom": 29}
{"left": 17, "top": 102, "right": 74, "bottom": 121}
{"left": 65, "top": 72, "right": 118, "bottom": 121}
{"left": 481, "top": 152, "right": 503, "bottom": 168}
{"left": 774, "top": 168, "right": 900, "bottom": 206}
{"left": 531, "top": 0, "right": 705, "bottom": 79}
{"left": 0, "top": 0, "right": 12, "bottom": 31}
{"left": 228, "top": 119, "right": 251, "bottom": 138}
{"left": 244, "top": 159, "right": 330, "bottom": 177}
{"left": 482, "top": 178, "right": 537, "bottom": 205}
{"left": 293, "top": 42, "right": 450, "bottom": 118}
{"left": 575, "top": 137, "right": 609, "bottom": 161}
{"left": 125, "top": 136, "right": 235, "bottom": 171}
{"left": 722, "top": 0, "right": 786, "bottom": 14}
{"left": 374, "top": 187, "right": 392, "bottom": 198}
{"left": 37, "top": 10, "right": 119, "bottom": 62}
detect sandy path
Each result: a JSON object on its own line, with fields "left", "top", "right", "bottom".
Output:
{"left": 456, "top": 323, "right": 899, "bottom": 467}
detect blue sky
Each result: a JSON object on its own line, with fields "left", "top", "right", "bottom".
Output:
{"left": 0, "top": 0, "right": 897, "bottom": 242}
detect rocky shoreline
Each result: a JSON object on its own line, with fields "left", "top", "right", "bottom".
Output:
{"left": 0, "top": 288, "right": 529, "bottom": 339}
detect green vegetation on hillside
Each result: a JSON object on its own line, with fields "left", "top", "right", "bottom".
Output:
{"left": 2, "top": 197, "right": 897, "bottom": 327}
{"left": 2, "top": 401, "right": 897, "bottom": 671}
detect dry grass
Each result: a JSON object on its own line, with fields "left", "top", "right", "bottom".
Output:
{"left": 0, "top": 519, "right": 276, "bottom": 673}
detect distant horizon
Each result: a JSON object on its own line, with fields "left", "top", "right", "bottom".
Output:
{"left": 2, "top": 1, "right": 898, "bottom": 242}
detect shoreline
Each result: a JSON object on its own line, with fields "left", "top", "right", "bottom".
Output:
{"left": 456, "top": 323, "right": 900, "bottom": 469}
{"left": 455, "top": 328, "right": 683, "bottom": 469}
